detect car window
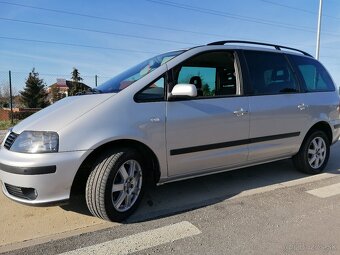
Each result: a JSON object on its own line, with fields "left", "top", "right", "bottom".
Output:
{"left": 289, "top": 55, "right": 335, "bottom": 92}
{"left": 172, "top": 51, "right": 239, "bottom": 97}
{"left": 134, "top": 77, "right": 165, "bottom": 102}
{"left": 244, "top": 51, "right": 298, "bottom": 95}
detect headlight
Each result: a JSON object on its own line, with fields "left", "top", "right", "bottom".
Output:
{"left": 11, "top": 131, "right": 59, "bottom": 153}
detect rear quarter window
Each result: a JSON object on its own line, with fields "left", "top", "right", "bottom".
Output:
{"left": 290, "top": 55, "right": 335, "bottom": 92}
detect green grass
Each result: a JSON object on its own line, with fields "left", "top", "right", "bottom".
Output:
{"left": 0, "top": 120, "right": 20, "bottom": 130}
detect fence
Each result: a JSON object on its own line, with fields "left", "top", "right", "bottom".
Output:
{"left": 0, "top": 70, "right": 112, "bottom": 122}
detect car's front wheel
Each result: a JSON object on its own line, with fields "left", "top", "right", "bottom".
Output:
{"left": 293, "top": 130, "right": 330, "bottom": 174}
{"left": 85, "top": 148, "right": 145, "bottom": 222}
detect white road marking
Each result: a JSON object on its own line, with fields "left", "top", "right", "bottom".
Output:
{"left": 306, "top": 182, "right": 340, "bottom": 198}
{"left": 59, "top": 221, "right": 201, "bottom": 255}
{"left": 231, "top": 172, "right": 338, "bottom": 200}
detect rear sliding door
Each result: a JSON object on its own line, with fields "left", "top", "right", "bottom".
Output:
{"left": 242, "top": 50, "right": 309, "bottom": 163}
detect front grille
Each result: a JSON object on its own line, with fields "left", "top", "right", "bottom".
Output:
{"left": 4, "top": 183, "right": 37, "bottom": 200}
{"left": 4, "top": 132, "right": 18, "bottom": 150}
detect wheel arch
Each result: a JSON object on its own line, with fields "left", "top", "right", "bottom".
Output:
{"left": 70, "top": 139, "right": 161, "bottom": 197}
{"left": 303, "top": 121, "right": 333, "bottom": 146}
{"left": 293, "top": 121, "right": 332, "bottom": 174}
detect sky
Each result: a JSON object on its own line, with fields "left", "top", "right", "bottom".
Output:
{"left": 0, "top": 0, "right": 340, "bottom": 92}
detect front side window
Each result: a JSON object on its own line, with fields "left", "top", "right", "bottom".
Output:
{"left": 172, "top": 51, "right": 239, "bottom": 97}
{"left": 96, "top": 50, "right": 184, "bottom": 94}
{"left": 244, "top": 51, "right": 298, "bottom": 95}
{"left": 289, "top": 55, "right": 335, "bottom": 92}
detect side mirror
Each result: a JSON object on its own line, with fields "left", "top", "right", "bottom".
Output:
{"left": 169, "top": 84, "right": 197, "bottom": 99}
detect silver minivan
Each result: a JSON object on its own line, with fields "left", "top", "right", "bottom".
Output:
{"left": 1, "top": 41, "right": 340, "bottom": 221}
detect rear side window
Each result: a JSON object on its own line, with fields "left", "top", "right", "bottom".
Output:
{"left": 244, "top": 51, "right": 298, "bottom": 95}
{"left": 290, "top": 55, "right": 335, "bottom": 92}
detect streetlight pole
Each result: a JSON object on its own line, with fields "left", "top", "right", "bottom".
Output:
{"left": 316, "top": 0, "right": 323, "bottom": 60}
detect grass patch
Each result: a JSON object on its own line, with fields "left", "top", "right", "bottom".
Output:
{"left": 0, "top": 120, "right": 20, "bottom": 130}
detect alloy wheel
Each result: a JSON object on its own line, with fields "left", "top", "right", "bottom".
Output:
{"left": 111, "top": 160, "right": 143, "bottom": 212}
{"left": 307, "top": 136, "right": 327, "bottom": 169}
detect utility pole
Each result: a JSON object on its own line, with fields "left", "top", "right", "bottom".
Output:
{"left": 316, "top": 0, "right": 323, "bottom": 60}
{"left": 8, "top": 70, "right": 13, "bottom": 125}
{"left": 95, "top": 75, "right": 98, "bottom": 87}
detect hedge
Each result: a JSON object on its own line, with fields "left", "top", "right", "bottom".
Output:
{"left": 9, "top": 111, "right": 37, "bottom": 120}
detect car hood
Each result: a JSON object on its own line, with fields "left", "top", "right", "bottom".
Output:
{"left": 12, "top": 93, "right": 115, "bottom": 134}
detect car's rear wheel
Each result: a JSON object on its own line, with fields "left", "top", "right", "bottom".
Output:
{"left": 85, "top": 148, "right": 145, "bottom": 222}
{"left": 293, "top": 130, "right": 330, "bottom": 174}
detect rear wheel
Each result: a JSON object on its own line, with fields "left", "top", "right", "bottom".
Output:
{"left": 85, "top": 148, "right": 145, "bottom": 222}
{"left": 293, "top": 130, "right": 330, "bottom": 174}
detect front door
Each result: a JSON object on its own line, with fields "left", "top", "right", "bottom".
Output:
{"left": 166, "top": 51, "right": 250, "bottom": 177}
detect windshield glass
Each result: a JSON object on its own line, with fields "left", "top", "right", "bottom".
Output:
{"left": 96, "top": 50, "right": 184, "bottom": 93}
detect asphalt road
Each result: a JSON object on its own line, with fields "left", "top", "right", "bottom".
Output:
{"left": 1, "top": 141, "right": 340, "bottom": 255}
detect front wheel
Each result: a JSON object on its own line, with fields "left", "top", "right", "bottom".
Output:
{"left": 293, "top": 130, "right": 330, "bottom": 174}
{"left": 85, "top": 148, "right": 145, "bottom": 222}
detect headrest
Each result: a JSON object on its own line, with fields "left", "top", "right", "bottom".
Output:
{"left": 271, "top": 68, "right": 288, "bottom": 81}
{"left": 189, "top": 76, "right": 202, "bottom": 88}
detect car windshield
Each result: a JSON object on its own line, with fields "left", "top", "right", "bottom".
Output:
{"left": 96, "top": 50, "right": 185, "bottom": 93}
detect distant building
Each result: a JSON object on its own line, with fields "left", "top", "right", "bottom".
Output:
{"left": 47, "top": 79, "right": 91, "bottom": 103}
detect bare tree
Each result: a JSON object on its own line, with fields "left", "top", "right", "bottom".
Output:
{"left": 0, "top": 81, "right": 18, "bottom": 108}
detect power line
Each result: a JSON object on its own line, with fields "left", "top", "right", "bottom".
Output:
{"left": 261, "top": 0, "right": 340, "bottom": 21}
{"left": 0, "top": 17, "right": 196, "bottom": 46}
{"left": 146, "top": 0, "right": 313, "bottom": 30}
{"left": 0, "top": 0, "right": 229, "bottom": 39}
{"left": 3, "top": 16, "right": 326, "bottom": 49}
{"left": 0, "top": 17, "right": 255, "bottom": 45}
{"left": 0, "top": 3, "right": 337, "bottom": 58}
{"left": 3, "top": 0, "right": 335, "bottom": 45}
{"left": 1, "top": 34, "right": 338, "bottom": 57}
{"left": 1, "top": 0, "right": 338, "bottom": 50}
{"left": 3, "top": 71, "right": 112, "bottom": 79}
{"left": 2, "top": 34, "right": 338, "bottom": 60}
{"left": 145, "top": 0, "right": 338, "bottom": 36}
{"left": 320, "top": 55, "right": 340, "bottom": 59}
{"left": 0, "top": 0, "right": 333, "bottom": 38}
{"left": 0, "top": 36, "right": 161, "bottom": 54}
{"left": 0, "top": 0, "right": 338, "bottom": 55}
{"left": 261, "top": 0, "right": 317, "bottom": 15}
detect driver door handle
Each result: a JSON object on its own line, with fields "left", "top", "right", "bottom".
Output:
{"left": 233, "top": 108, "right": 248, "bottom": 117}
{"left": 298, "top": 103, "right": 308, "bottom": 111}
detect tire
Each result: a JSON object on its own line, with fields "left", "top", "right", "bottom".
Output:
{"left": 293, "top": 130, "right": 330, "bottom": 174}
{"left": 85, "top": 148, "right": 145, "bottom": 222}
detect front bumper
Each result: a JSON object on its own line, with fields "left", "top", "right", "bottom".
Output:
{"left": 0, "top": 146, "right": 89, "bottom": 205}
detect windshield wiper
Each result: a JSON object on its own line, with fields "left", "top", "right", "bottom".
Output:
{"left": 75, "top": 88, "right": 102, "bottom": 95}
{"left": 89, "top": 88, "right": 102, "bottom": 94}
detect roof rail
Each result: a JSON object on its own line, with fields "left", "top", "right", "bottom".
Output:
{"left": 207, "top": 40, "right": 313, "bottom": 57}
